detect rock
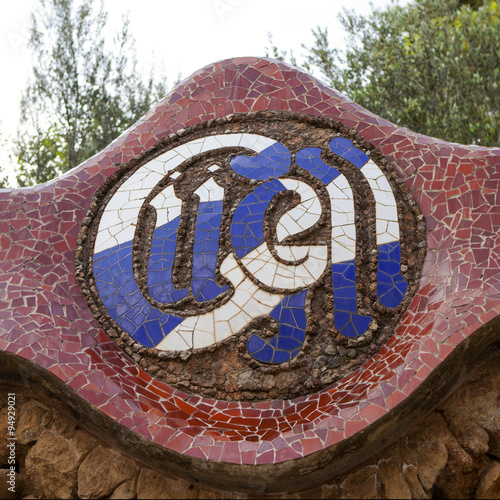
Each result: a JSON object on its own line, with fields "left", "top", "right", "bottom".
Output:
{"left": 276, "top": 371, "right": 297, "bottom": 390}
{"left": 17, "top": 472, "right": 34, "bottom": 498}
{"left": 444, "top": 361, "right": 500, "bottom": 448}
{"left": 25, "top": 429, "right": 88, "bottom": 499}
{"left": 462, "top": 386, "right": 500, "bottom": 438}
{"left": 16, "top": 400, "right": 53, "bottom": 445}
{"left": 324, "top": 345, "right": 337, "bottom": 356}
{"left": 198, "top": 487, "right": 248, "bottom": 499}
{"left": 475, "top": 459, "right": 500, "bottom": 499}
{"left": 340, "top": 466, "right": 378, "bottom": 499}
{"left": 327, "top": 357, "right": 341, "bottom": 369}
{"left": 488, "top": 433, "right": 500, "bottom": 459}
{"left": 49, "top": 411, "right": 78, "bottom": 438}
{"left": 110, "top": 479, "right": 137, "bottom": 499}
{"left": 137, "top": 468, "right": 199, "bottom": 499}
{"left": 298, "top": 486, "right": 325, "bottom": 499}
{"left": 443, "top": 407, "right": 489, "bottom": 454}
{"left": 262, "top": 375, "right": 276, "bottom": 390}
{"left": 434, "top": 432, "right": 485, "bottom": 499}
{"left": 399, "top": 413, "right": 449, "bottom": 491}
{"left": 378, "top": 457, "right": 411, "bottom": 499}
{"left": 402, "top": 464, "right": 429, "bottom": 499}
{"left": 73, "top": 429, "right": 100, "bottom": 456}
{"left": 459, "top": 372, "right": 500, "bottom": 459}
{"left": 77, "top": 446, "right": 139, "bottom": 499}
{"left": 238, "top": 370, "right": 258, "bottom": 390}
{"left": 0, "top": 405, "right": 9, "bottom": 466}
{"left": 320, "top": 484, "right": 340, "bottom": 499}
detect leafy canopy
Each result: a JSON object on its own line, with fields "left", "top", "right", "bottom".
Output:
{"left": 13, "top": 0, "right": 167, "bottom": 187}
{"left": 269, "top": 0, "right": 500, "bottom": 147}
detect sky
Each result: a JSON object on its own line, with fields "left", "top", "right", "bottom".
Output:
{"left": 0, "top": 0, "right": 407, "bottom": 182}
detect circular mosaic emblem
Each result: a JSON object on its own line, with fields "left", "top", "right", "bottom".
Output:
{"left": 77, "top": 112, "right": 426, "bottom": 401}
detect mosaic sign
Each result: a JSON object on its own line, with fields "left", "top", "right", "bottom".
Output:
{"left": 3, "top": 57, "right": 500, "bottom": 475}
{"left": 78, "top": 112, "right": 425, "bottom": 400}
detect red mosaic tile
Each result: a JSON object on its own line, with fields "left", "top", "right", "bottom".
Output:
{"left": 386, "top": 390, "right": 407, "bottom": 410}
{"left": 255, "top": 449, "right": 275, "bottom": 465}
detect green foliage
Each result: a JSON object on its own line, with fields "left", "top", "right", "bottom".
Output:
{"left": 14, "top": 0, "right": 167, "bottom": 187}
{"left": 269, "top": 0, "right": 500, "bottom": 147}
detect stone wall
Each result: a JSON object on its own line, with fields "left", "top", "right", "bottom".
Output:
{"left": 2, "top": 351, "right": 499, "bottom": 499}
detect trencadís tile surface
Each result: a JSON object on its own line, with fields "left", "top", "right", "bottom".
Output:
{"left": 1, "top": 57, "right": 500, "bottom": 468}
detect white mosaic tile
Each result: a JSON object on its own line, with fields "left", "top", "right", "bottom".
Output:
{"left": 327, "top": 175, "right": 357, "bottom": 263}
{"left": 274, "top": 245, "right": 309, "bottom": 262}
{"left": 200, "top": 134, "right": 241, "bottom": 152}
{"left": 157, "top": 254, "right": 284, "bottom": 350}
{"left": 150, "top": 185, "right": 183, "bottom": 228}
{"left": 239, "top": 243, "right": 328, "bottom": 290}
{"left": 194, "top": 177, "right": 224, "bottom": 202}
{"left": 157, "top": 330, "right": 191, "bottom": 350}
{"left": 172, "top": 144, "right": 194, "bottom": 159}
{"left": 153, "top": 148, "right": 181, "bottom": 165}
{"left": 193, "top": 330, "right": 218, "bottom": 350}
{"left": 361, "top": 160, "right": 399, "bottom": 243}
{"left": 186, "top": 138, "right": 205, "bottom": 156}
{"left": 276, "top": 179, "right": 322, "bottom": 242}
{"left": 239, "top": 134, "right": 276, "bottom": 152}
{"left": 387, "top": 221, "right": 400, "bottom": 240}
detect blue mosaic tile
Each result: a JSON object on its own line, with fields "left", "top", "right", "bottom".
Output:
{"left": 147, "top": 200, "right": 229, "bottom": 305}
{"left": 247, "top": 333, "right": 266, "bottom": 353}
{"left": 276, "top": 335, "right": 303, "bottom": 351}
{"left": 231, "top": 179, "right": 285, "bottom": 258}
{"left": 271, "top": 350, "right": 293, "bottom": 364}
{"left": 94, "top": 240, "right": 183, "bottom": 348}
{"left": 147, "top": 217, "right": 189, "bottom": 304}
{"left": 141, "top": 320, "right": 167, "bottom": 345}
{"left": 130, "top": 324, "right": 152, "bottom": 347}
{"left": 230, "top": 142, "right": 291, "bottom": 180}
{"left": 191, "top": 200, "right": 228, "bottom": 302}
{"left": 247, "top": 289, "right": 308, "bottom": 364}
{"left": 252, "top": 343, "right": 275, "bottom": 363}
{"left": 377, "top": 242, "right": 408, "bottom": 308}
{"left": 329, "top": 137, "right": 369, "bottom": 168}
{"left": 331, "top": 261, "right": 372, "bottom": 338}
{"left": 295, "top": 147, "right": 341, "bottom": 184}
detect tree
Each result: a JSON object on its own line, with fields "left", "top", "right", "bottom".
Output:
{"left": 269, "top": 0, "right": 500, "bottom": 147}
{"left": 13, "top": 0, "right": 167, "bottom": 187}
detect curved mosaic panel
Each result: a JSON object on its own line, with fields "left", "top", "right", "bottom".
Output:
{"left": 2, "top": 57, "right": 500, "bottom": 474}
{"left": 78, "top": 113, "right": 426, "bottom": 401}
